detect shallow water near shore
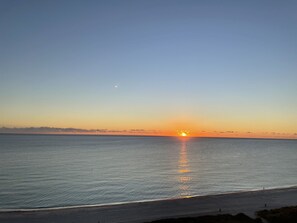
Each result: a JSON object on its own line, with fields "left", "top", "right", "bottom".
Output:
{"left": 0, "top": 135, "right": 296, "bottom": 209}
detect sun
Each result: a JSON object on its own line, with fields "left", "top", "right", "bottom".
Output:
{"left": 181, "top": 132, "right": 187, "bottom": 137}
{"left": 180, "top": 132, "right": 188, "bottom": 137}
{"left": 177, "top": 130, "right": 190, "bottom": 138}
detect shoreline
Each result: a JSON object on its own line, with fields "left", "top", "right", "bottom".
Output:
{"left": 1, "top": 185, "right": 297, "bottom": 212}
{"left": 1, "top": 186, "right": 297, "bottom": 223}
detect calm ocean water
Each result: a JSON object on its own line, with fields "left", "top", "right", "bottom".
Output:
{"left": 0, "top": 135, "right": 296, "bottom": 210}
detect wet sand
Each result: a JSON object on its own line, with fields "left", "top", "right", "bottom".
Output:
{"left": 1, "top": 186, "right": 297, "bottom": 223}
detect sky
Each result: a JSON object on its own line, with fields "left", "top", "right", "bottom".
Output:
{"left": 0, "top": 0, "right": 297, "bottom": 138}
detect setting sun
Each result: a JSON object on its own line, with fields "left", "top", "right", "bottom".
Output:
{"left": 180, "top": 132, "right": 188, "bottom": 137}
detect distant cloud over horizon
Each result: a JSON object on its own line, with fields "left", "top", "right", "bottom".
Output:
{"left": 0, "top": 127, "right": 296, "bottom": 139}
{"left": 0, "top": 127, "right": 160, "bottom": 135}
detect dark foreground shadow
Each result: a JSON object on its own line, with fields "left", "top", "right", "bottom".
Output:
{"left": 147, "top": 213, "right": 262, "bottom": 223}
{"left": 146, "top": 206, "right": 297, "bottom": 223}
{"left": 257, "top": 206, "right": 297, "bottom": 223}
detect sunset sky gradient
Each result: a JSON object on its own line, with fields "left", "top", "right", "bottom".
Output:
{"left": 1, "top": 0, "right": 297, "bottom": 138}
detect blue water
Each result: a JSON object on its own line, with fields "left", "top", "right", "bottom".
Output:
{"left": 0, "top": 135, "right": 296, "bottom": 209}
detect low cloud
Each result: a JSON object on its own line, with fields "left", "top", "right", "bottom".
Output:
{"left": 129, "top": 129, "right": 160, "bottom": 134}
{"left": 130, "top": 129, "right": 145, "bottom": 132}
{"left": 213, "top": 130, "right": 237, "bottom": 134}
{"left": 0, "top": 127, "right": 158, "bottom": 135}
{"left": 226, "top": 131, "right": 237, "bottom": 133}
{"left": 0, "top": 127, "right": 107, "bottom": 134}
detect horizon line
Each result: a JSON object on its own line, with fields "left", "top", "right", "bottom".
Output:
{"left": 0, "top": 132, "right": 296, "bottom": 141}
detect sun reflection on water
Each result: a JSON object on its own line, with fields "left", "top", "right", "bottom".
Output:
{"left": 178, "top": 139, "right": 191, "bottom": 197}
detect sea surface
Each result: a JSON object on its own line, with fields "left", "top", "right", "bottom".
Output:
{"left": 0, "top": 134, "right": 296, "bottom": 210}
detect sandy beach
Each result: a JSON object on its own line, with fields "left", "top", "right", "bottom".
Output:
{"left": 1, "top": 186, "right": 297, "bottom": 223}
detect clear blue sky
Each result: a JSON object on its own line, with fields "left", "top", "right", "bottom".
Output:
{"left": 0, "top": 0, "right": 296, "bottom": 137}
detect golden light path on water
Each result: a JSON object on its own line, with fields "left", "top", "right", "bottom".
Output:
{"left": 178, "top": 138, "right": 191, "bottom": 197}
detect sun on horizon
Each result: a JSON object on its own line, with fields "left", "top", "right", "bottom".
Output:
{"left": 179, "top": 131, "right": 188, "bottom": 137}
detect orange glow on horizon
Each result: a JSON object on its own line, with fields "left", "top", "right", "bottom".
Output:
{"left": 1, "top": 124, "right": 296, "bottom": 139}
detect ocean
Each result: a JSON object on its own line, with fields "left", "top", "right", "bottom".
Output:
{"left": 0, "top": 134, "right": 296, "bottom": 210}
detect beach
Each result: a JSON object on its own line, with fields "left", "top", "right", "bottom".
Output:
{"left": 1, "top": 186, "right": 297, "bottom": 223}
